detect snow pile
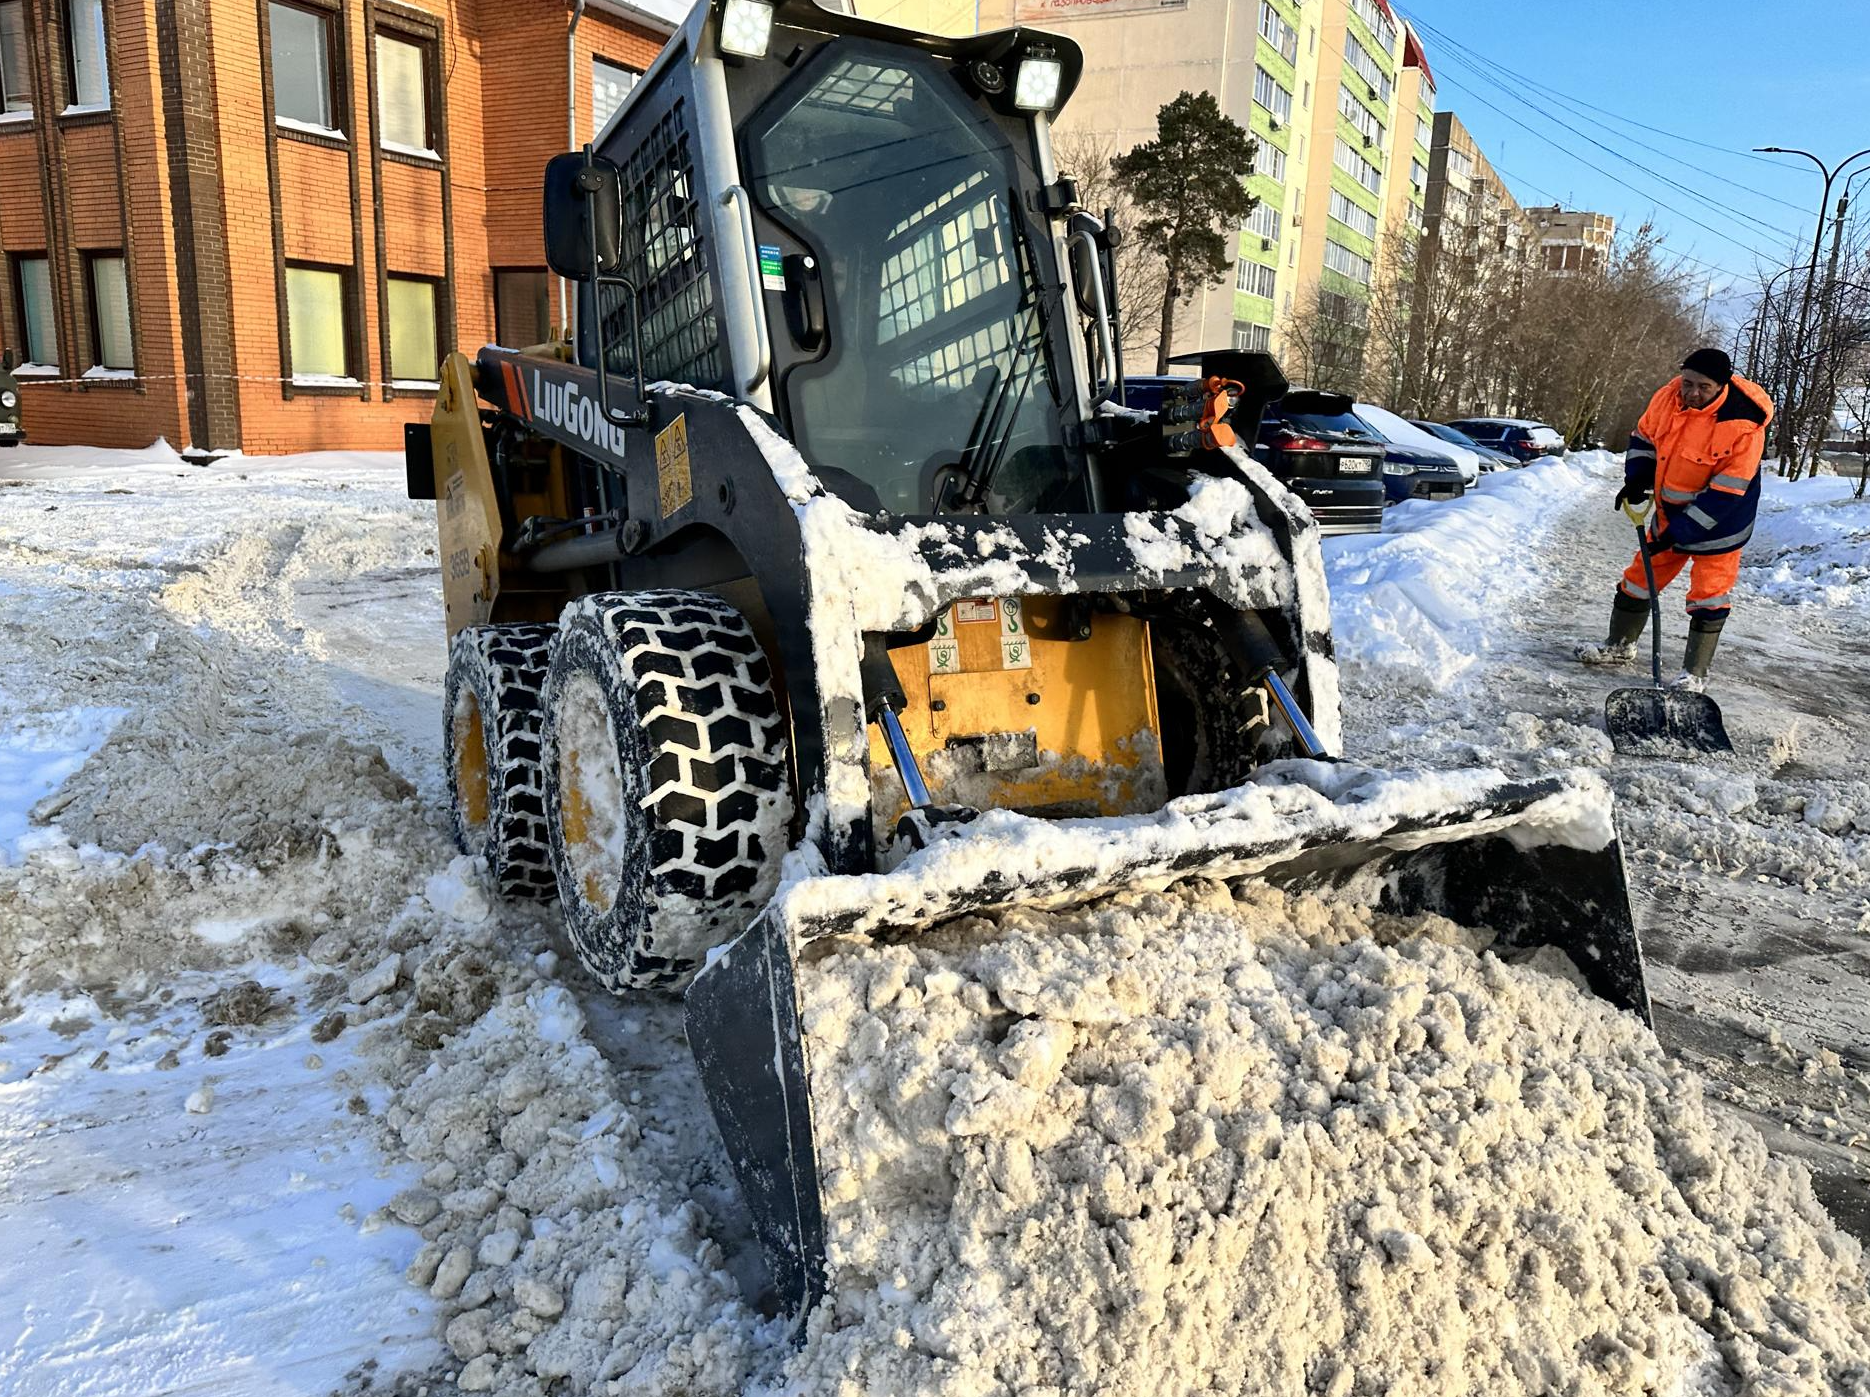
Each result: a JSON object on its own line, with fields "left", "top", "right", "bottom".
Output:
{"left": 780, "top": 880, "right": 1870, "bottom": 1395}
{"left": 1743, "top": 473, "right": 1870, "bottom": 611}
{"left": 1323, "top": 452, "right": 1622, "bottom": 690}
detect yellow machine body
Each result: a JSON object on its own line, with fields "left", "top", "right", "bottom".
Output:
{"left": 867, "top": 597, "right": 1163, "bottom": 824}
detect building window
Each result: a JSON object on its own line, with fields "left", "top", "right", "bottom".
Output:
{"left": 1344, "top": 34, "right": 1392, "bottom": 105}
{"left": 1324, "top": 238, "right": 1373, "bottom": 285}
{"left": 65, "top": 0, "right": 107, "bottom": 107}
{"left": 1447, "top": 147, "right": 1474, "bottom": 183}
{"left": 86, "top": 253, "right": 131, "bottom": 369}
{"left": 1232, "top": 322, "right": 1272, "bottom": 353}
{"left": 1338, "top": 85, "right": 1384, "bottom": 148}
{"left": 13, "top": 255, "right": 57, "bottom": 366}
{"left": 0, "top": 0, "right": 30, "bottom": 114}
{"left": 1257, "top": 3, "right": 1296, "bottom": 64}
{"left": 387, "top": 275, "right": 440, "bottom": 382}
{"left": 1416, "top": 114, "right": 1433, "bottom": 151}
{"left": 1350, "top": 0, "right": 1397, "bottom": 53}
{"left": 1410, "top": 157, "right": 1427, "bottom": 191}
{"left": 1334, "top": 137, "right": 1383, "bottom": 195}
{"left": 376, "top": 32, "right": 433, "bottom": 156}
{"left": 593, "top": 57, "right": 638, "bottom": 135}
{"left": 494, "top": 268, "right": 552, "bottom": 347}
{"left": 1252, "top": 66, "right": 1291, "bottom": 125}
{"left": 1235, "top": 260, "right": 1276, "bottom": 300}
{"left": 1246, "top": 201, "right": 1282, "bottom": 242}
{"left": 270, "top": 2, "right": 337, "bottom": 133}
{"left": 285, "top": 263, "right": 350, "bottom": 379}
{"left": 1257, "top": 141, "right": 1286, "bottom": 184}
{"left": 1329, "top": 189, "right": 1378, "bottom": 239}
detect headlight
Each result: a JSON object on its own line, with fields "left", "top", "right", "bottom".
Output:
{"left": 1381, "top": 459, "right": 1412, "bottom": 475}
{"left": 0, "top": 390, "right": 15, "bottom": 409}
{"left": 1014, "top": 52, "right": 1063, "bottom": 111}
{"left": 718, "top": 0, "right": 773, "bottom": 58}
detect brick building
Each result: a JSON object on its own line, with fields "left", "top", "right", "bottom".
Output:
{"left": 0, "top": 0, "right": 674, "bottom": 454}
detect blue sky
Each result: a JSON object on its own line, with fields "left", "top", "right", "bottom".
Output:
{"left": 1396, "top": 0, "right": 1868, "bottom": 320}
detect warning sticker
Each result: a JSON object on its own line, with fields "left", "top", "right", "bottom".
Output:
{"left": 928, "top": 607, "right": 960, "bottom": 675}
{"left": 999, "top": 596, "right": 1031, "bottom": 670}
{"left": 758, "top": 244, "right": 786, "bottom": 292}
{"left": 955, "top": 598, "right": 998, "bottom": 624}
{"left": 655, "top": 414, "right": 693, "bottom": 518}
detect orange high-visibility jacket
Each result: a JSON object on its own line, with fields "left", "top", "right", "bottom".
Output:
{"left": 1623, "top": 374, "right": 1774, "bottom": 554}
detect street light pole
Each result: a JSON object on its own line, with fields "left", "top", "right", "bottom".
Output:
{"left": 1755, "top": 145, "right": 1870, "bottom": 475}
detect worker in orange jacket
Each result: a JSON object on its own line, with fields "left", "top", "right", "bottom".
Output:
{"left": 1578, "top": 348, "right": 1774, "bottom": 690}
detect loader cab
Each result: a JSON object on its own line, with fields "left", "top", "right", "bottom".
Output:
{"left": 560, "top": 0, "right": 1106, "bottom": 517}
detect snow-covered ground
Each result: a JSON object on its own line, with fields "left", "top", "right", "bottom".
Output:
{"left": 1, "top": 442, "right": 1866, "bottom": 1395}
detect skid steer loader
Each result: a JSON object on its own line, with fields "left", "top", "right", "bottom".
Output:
{"left": 407, "top": 0, "right": 1649, "bottom": 1326}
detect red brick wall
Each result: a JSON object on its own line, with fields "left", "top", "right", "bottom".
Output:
{"left": 1, "top": 0, "right": 668, "bottom": 455}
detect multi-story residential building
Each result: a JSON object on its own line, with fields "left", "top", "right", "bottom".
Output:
{"left": 1528, "top": 205, "right": 1616, "bottom": 275}
{"left": 1423, "top": 109, "right": 1533, "bottom": 253}
{"left": 0, "top": 0, "right": 672, "bottom": 454}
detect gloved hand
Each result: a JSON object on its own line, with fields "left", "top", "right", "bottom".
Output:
{"left": 1646, "top": 528, "right": 1673, "bottom": 554}
{"left": 1614, "top": 482, "right": 1651, "bottom": 511}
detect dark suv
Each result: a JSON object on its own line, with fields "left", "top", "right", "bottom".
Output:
{"left": 1445, "top": 417, "right": 1565, "bottom": 464}
{"left": 0, "top": 348, "right": 21, "bottom": 449}
{"left": 1250, "top": 390, "right": 1387, "bottom": 534}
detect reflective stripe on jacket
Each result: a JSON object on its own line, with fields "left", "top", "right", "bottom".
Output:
{"left": 1633, "top": 374, "right": 1775, "bottom": 555}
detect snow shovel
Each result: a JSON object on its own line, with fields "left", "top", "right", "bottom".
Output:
{"left": 1604, "top": 503, "right": 1732, "bottom": 755}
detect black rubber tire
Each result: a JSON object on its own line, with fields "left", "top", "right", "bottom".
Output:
{"left": 443, "top": 623, "right": 558, "bottom": 900}
{"left": 541, "top": 590, "right": 793, "bottom": 992}
{"left": 1152, "top": 622, "right": 1276, "bottom": 795}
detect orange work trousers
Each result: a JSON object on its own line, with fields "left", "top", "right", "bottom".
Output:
{"left": 1619, "top": 546, "right": 1741, "bottom": 620}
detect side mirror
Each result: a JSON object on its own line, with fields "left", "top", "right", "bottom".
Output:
{"left": 543, "top": 150, "right": 623, "bottom": 281}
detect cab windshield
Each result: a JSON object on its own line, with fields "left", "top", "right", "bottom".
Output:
{"left": 744, "top": 45, "right": 1086, "bottom": 515}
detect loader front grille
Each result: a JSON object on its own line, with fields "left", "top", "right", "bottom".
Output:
{"left": 602, "top": 99, "right": 725, "bottom": 391}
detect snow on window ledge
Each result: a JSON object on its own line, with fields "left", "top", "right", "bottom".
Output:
{"left": 382, "top": 139, "right": 440, "bottom": 162}
{"left": 60, "top": 102, "right": 110, "bottom": 117}
{"left": 391, "top": 378, "right": 440, "bottom": 391}
{"left": 276, "top": 115, "right": 347, "bottom": 142}
{"left": 12, "top": 363, "right": 59, "bottom": 377}
{"left": 291, "top": 373, "right": 362, "bottom": 388}
{"left": 82, "top": 365, "right": 138, "bottom": 380}
{"left": 0, "top": 110, "right": 33, "bottom": 125}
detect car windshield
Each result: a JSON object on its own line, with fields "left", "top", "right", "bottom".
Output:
{"left": 743, "top": 45, "right": 1084, "bottom": 515}
{"left": 1270, "top": 407, "right": 1380, "bottom": 438}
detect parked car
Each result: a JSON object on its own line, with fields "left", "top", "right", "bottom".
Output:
{"left": 1445, "top": 417, "right": 1566, "bottom": 464}
{"left": 1356, "top": 403, "right": 1479, "bottom": 486}
{"left": 1411, "top": 419, "right": 1516, "bottom": 471}
{"left": 1249, "top": 389, "right": 1389, "bottom": 534}
{"left": 0, "top": 348, "right": 21, "bottom": 448}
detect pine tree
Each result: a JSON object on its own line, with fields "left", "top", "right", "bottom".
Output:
{"left": 1112, "top": 91, "right": 1258, "bottom": 374}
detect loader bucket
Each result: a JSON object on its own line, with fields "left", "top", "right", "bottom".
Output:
{"left": 1605, "top": 685, "right": 1733, "bottom": 755}
{"left": 685, "top": 763, "right": 1648, "bottom": 1326}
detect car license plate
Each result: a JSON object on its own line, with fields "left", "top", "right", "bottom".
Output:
{"left": 1337, "top": 458, "right": 1373, "bottom": 474}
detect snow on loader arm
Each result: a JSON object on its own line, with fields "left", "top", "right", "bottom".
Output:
{"left": 405, "top": 0, "right": 1652, "bottom": 1337}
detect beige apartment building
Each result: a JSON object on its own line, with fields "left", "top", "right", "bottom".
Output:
{"left": 847, "top": 0, "right": 1434, "bottom": 368}
{"left": 1422, "top": 109, "right": 1533, "bottom": 254}
{"left": 1528, "top": 205, "right": 1616, "bottom": 274}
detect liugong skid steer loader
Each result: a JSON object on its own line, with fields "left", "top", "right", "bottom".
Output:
{"left": 405, "top": 0, "right": 1649, "bottom": 1325}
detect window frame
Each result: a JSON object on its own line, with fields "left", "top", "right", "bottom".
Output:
{"left": 283, "top": 260, "right": 356, "bottom": 383}
{"left": 374, "top": 26, "right": 436, "bottom": 159}
{"left": 1235, "top": 260, "right": 1277, "bottom": 300}
{"left": 385, "top": 272, "right": 443, "bottom": 385}
{"left": 0, "top": 0, "right": 31, "bottom": 116}
{"left": 1252, "top": 65, "right": 1292, "bottom": 125}
{"left": 63, "top": 0, "right": 109, "bottom": 111}
{"left": 84, "top": 250, "right": 133, "bottom": 372}
{"left": 268, "top": 0, "right": 343, "bottom": 139}
{"left": 591, "top": 55, "right": 640, "bottom": 138}
{"left": 11, "top": 253, "right": 58, "bottom": 368}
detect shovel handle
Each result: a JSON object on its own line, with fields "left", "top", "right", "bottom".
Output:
{"left": 1626, "top": 505, "right": 1664, "bottom": 688}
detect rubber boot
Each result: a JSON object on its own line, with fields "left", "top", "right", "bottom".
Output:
{"left": 1671, "top": 616, "right": 1724, "bottom": 693}
{"left": 1577, "top": 592, "right": 1649, "bottom": 665}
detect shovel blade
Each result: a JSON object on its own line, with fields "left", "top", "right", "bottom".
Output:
{"left": 1605, "top": 685, "right": 1732, "bottom": 755}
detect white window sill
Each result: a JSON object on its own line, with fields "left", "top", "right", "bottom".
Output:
{"left": 0, "top": 110, "right": 33, "bottom": 125}
{"left": 61, "top": 102, "right": 110, "bottom": 117}
{"left": 391, "top": 378, "right": 440, "bottom": 391}
{"left": 382, "top": 140, "right": 440, "bottom": 162}
{"left": 291, "top": 374, "right": 362, "bottom": 388}
{"left": 276, "top": 115, "right": 347, "bottom": 142}
{"left": 13, "top": 363, "right": 60, "bottom": 377}
{"left": 82, "top": 365, "right": 137, "bottom": 380}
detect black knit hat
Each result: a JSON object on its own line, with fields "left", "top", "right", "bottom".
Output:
{"left": 1681, "top": 347, "right": 1733, "bottom": 384}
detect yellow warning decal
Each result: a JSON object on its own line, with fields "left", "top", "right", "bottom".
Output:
{"left": 655, "top": 414, "right": 693, "bottom": 518}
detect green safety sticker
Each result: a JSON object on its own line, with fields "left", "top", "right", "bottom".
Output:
{"left": 758, "top": 244, "right": 786, "bottom": 291}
